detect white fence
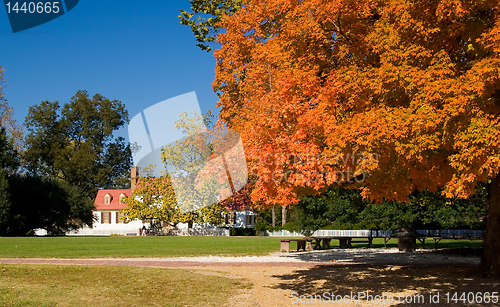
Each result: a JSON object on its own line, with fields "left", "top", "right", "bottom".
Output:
{"left": 62, "top": 227, "right": 230, "bottom": 236}
{"left": 416, "top": 229, "right": 483, "bottom": 238}
{"left": 262, "top": 229, "right": 484, "bottom": 238}
{"left": 166, "top": 228, "right": 230, "bottom": 236}
{"left": 263, "top": 230, "right": 372, "bottom": 237}
{"left": 65, "top": 229, "right": 138, "bottom": 236}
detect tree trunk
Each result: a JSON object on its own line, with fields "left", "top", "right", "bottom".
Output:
{"left": 282, "top": 206, "right": 287, "bottom": 226}
{"left": 188, "top": 220, "right": 193, "bottom": 229}
{"left": 272, "top": 206, "right": 276, "bottom": 227}
{"left": 485, "top": 175, "right": 500, "bottom": 275}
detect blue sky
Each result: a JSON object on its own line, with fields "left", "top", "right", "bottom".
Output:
{"left": 0, "top": 0, "right": 219, "bottom": 141}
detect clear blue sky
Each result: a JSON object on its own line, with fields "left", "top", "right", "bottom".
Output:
{"left": 0, "top": 0, "right": 219, "bottom": 140}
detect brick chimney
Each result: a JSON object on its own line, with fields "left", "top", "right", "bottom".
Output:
{"left": 131, "top": 166, "right": 139, "bottom": 193}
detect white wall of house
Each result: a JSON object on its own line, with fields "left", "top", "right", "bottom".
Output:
{"left": 37, "top": 209, "right": 257, "bottom": 236}
{"left": 176, "top": 210, "right": 257, "bottom": 230}
{"left": 67, "top": 210, "right": 145, "bottom": 236}
{"left": 231, "top": 210, "right": 257, "bottom": 228}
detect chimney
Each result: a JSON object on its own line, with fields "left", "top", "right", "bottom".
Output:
{"left": 131, "top": 166, "right": 139, "bottom": 193}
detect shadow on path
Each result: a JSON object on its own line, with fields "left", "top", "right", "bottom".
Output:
{"left": 271, "top": 264, "right": 500, "bottom": 306}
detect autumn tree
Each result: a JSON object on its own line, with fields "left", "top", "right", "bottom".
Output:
{"left": 213, "top": 0, "right": 500, "bottom": 274}
{"left": 24, "top": 90, "right": 131, "bottom": 200}
{"left": 160, "top": 111, "right": 237, "bottom": 227}
{"left": 161, "top": 112, "right": 220, "bottom": 214}
{"left": 122, "top": 175, "right": 182, "bottom": 227}
{"left": 122, "top": 173, "right": 227, "bottom": 229}
{"left": 125, "top": 109, "right": 230, "bottom": 229}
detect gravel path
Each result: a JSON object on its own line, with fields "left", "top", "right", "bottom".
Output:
{"left": 0, "top": 248, "right": 487, "bottom": 307}
{"left": 0, "top": 247, "right": 481, "bottom": 267}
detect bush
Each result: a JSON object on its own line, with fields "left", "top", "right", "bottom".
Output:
{"left": 254, "top": 221, "right": 269, "bottom": 232}
{"left": 230, "top": 227, "right": 256, "bottom": 236}
{"left": 282, "top": 222, "right": 300, "bottom": 232}
{"left": 321, "top": 222, "right": 351, "bottom": 230}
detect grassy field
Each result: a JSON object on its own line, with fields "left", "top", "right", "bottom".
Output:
{"left": 0, "top": 236, "right": 483, "bottom": 258}
{"left": 0, "top": 264, "right": 242, "bottom": 307}
{"left": 0, "top": 236, "right": 282, "bottom": 258}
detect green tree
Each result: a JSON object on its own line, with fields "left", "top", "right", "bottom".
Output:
{"left": 358, "top": 201, "right": 421, "bottom": 231}
{"left": 161, "top": 112, "right": 220, "bottom": 221}
{"left": 0, "top": 169, "right": 10, "bottom": 234}
{"left": 179, "top": 0, "right": 242, "bottom": 52}
{"left": 295, "top": 187, "right": 364, "bottom": 232}
{"left": 122, "top": 173, "right": 227, "bottom": 229}
{"left": 158, "top": 111, "right": 234, "bottom": 228}
{"left": 412, "top": 187, "right": 487, "bottom": 230}
{"left": 24, "top": 90, "right": 131, "bottom": 199}
{"left": 0, "top": 127, "right": 19, "bottom": 234}
{"left": 122, "top": 175, "right": 181, "bottom": 227}
{"left": 0, "top": 127, "right": 19, "bottom": 173}
{"left": 197, "top": 203, "right": 227, "bottom": 226}
{"left": 293, "top": 186, "right": 487, "bottom": 232}
{"left": 0, "top": 66, "right": 23, "bottom": 153}
{"left": 2, "top": 175, "right": 94, "bottom": 236}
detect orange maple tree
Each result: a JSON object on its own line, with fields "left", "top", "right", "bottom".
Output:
{"left": 213, "top": 0, "right": 500, "bottom": 273}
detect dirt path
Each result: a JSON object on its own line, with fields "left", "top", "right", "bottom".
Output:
{"left": 1, "top": 257, "right": 498, "bottom": 306}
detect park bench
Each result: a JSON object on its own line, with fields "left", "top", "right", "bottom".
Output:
{"left": 280, "top": 238, "right": 314, "bottom": 252}
{"left": 308, "top": 236, "right": 374, "bottom": 249}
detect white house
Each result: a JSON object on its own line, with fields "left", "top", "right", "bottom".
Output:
{"left": 67, "top": 188, "right": 145, "bottom": 236}
{"left": 68, "top": 167, "right": 256, "bottom": 236}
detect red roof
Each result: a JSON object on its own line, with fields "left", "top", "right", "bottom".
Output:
{"left": 225, "top": 200, "right": 256, "bottom": 212}
{"left": 94, "top": 188, "right": 254, "bottom": 212}
{"left": 94, "top": 189, "right": 131, "bottom": 210}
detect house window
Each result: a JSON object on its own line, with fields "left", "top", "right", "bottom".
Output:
{"left": 104, "top": 194, "right": 112, "bottom": 205}
{"left": 116, "top": 212, "right": 126, "bottom": 224}
{"left": 119, "top": 194, "right": 126, "bottom": 204}
{"left": 246, "top": 215, "right": 252, "bottom": 226}
{"left": 101, "top": 212, "right": 111, "bottom": 224}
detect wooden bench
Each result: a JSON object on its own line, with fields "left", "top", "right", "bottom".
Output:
{"left": 280, "top": 238, "right": 314, "bottom": 252}
{"left": 308, "top": 236, "right": 374, "bottom": 249}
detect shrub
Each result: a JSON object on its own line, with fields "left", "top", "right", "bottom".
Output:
{"left": 282, "top": 222, "right": 300, "bottom": 232}
{"left": 230, "top": 227, "right": 256, "bottom": 236}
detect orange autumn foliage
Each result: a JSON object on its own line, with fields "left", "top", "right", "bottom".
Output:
{"left": 213, "top": 0, "right": 500, "bottom": 207}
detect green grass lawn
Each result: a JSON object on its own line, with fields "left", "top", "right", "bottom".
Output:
{"left": 0, "top": 264, "right": 241, "bottom": 307}
{"left": 0, "top": 236, "right": 483, "bottom": 258}
{"left": 0, "top": 236, "right": 283, "bottom": 258}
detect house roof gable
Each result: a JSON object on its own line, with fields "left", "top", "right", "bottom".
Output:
{"left": 94, "top": 189, "right": 131, "bottom": 210}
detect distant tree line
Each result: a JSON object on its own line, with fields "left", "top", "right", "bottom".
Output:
{"left": 0, "top": 127, "right": 95, "bottom": 235}
{"left": 0, "top": 68, "right": 132, "bottom": 236}
{"left": 256, "top": 186, "right": 487, "bottom": 233}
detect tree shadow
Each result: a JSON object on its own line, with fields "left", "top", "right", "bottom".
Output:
{"left": 271, "top": 264, "right": 500, "bottom": 306}
{"left": 281, "top": 248, "right": 482, "bottom": 267}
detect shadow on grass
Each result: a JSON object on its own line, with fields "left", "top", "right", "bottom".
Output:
{"left": 271, "top": 264, "right": 500, "bottom": 306}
